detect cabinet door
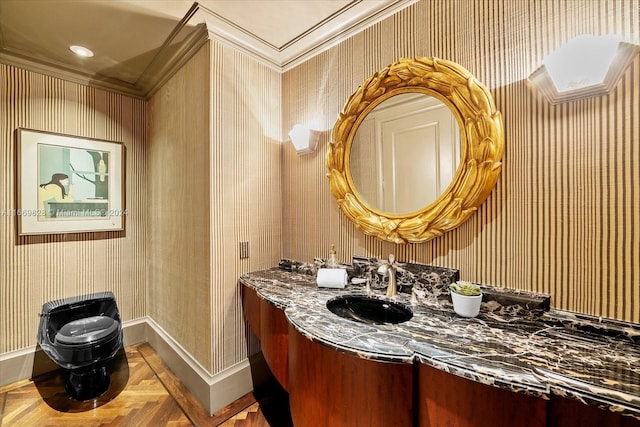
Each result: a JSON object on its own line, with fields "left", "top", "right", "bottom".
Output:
{"left": 241, "top": 284, "right": 261, "bottom": 339}
{"left": 417, "top": 362, "right": 546, "bottom": 427}
{"left": 548, "top": 395, "right": 640, "bottom": 427}
{"left": 259, "top": 299, "right": 288, "bottom": 391}
{"left": 288, "top": 325, "right": 413, "bottom": 427}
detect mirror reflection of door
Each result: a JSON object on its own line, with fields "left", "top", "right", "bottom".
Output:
{"left": 350, "top": 93, "right": 460, "bottom": 214}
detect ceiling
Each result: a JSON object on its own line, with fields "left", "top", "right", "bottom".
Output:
{"left": 0, "top": 0, "right": 416, "bottom": 98}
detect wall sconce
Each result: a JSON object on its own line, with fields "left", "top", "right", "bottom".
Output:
{"left": 528, "top": 34, "right": 639, "bottom": 104}
{"left": 288, "top": 124, "right": 319, "bottom": 155}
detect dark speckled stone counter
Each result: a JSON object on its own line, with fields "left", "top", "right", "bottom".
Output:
{"left": 240, "top": 266, "right": 640, "bottom": 420}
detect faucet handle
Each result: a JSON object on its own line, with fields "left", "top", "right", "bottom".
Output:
{"left": 377, "top": 262, "right": 388, "bottom": 275}
{"left": 388, "top": 254, "right": 395, "bottom": 264}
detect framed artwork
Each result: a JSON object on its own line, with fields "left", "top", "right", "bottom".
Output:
{"left": 16, "top": 128, "right": 125, "bottom": 235}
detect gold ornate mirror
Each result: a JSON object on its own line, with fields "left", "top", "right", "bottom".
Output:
{"left": 327, "top": 57, "right": 504, "bottom": 244}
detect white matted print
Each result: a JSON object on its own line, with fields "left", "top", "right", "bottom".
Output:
{"left": 17, "top": 128, "right": 125, "bottom": 235}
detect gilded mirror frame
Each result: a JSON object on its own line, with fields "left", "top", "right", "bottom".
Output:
{"left": 327, "top": 57, "right": 504, "bottom": 244}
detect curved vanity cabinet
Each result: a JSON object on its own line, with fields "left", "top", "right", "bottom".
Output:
{"left": 546, "top": 396, "right": 640, "bottom": 427}
{"left": 259, "top": 297, "right": 289, "bottom": 391}
{"left": 240, "top": 271, "right": 640, "bottom": 427}
{"left": 242, "top": 285, "right": 261, "bottom": 339}
{"left": 417, "top": 362, "right": 546, "bottom": 427}
{"left": 288, "top": 325, "right": 412, "bottom": 427}
{"left": 241, "top": 284, "right": 289, "bottom": 391}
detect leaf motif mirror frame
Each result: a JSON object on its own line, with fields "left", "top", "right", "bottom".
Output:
{"left": 327, "top": 57, "right": 504, "bottom": 244}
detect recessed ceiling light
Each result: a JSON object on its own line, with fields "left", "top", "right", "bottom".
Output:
{"left": 69, "top": 45, "right": 94, "bottom": 58}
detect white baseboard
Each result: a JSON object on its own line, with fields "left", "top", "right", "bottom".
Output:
{"left": 145, "top": 317, "right": 253, "bottom": 414}
{"left": 122, "top": 317, "right": 149, "bottom": 346}
{"left": 0, "top": 317, "right": 253, "bottom": 415}
{"left": 0, "top": 345, "right": 56, "bottom": 386}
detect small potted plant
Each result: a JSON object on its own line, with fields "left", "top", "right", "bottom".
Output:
{"left": 449, "top": 281, "right": 483, "bottom": 318}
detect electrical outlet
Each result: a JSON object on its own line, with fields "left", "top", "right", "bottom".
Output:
{"left": 239, "top": 241, "right": 249, "bottom": 259}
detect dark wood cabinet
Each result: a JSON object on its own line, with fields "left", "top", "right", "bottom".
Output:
{"left": 241, "top": 285, "right": 261, "bottom": 339}
{"left": 288, "top": 324, "right": 413, "bottom": 427}
{"left": 547, "top": 395, "right": 640, "bottom": 427}
{"left": 259, "top": 298, "right": 289, "bottom": 391}
{"left": 241, "top": 283, "right": 640, "bottom": 426}
{"left": 241, "top": 284, "right": 289, "bottom": 391}
{"left": 417, "top": 362, "right": 546, "bottom": 427}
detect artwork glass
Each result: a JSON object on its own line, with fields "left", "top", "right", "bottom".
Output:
{"left": 17, "top": 129, "right": 125, "bottom": 235}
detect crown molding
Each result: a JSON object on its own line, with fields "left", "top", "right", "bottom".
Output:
{"left": 200, "top": 0, "right": 419, "bottom": 72}
{"left": 0, "top": 23, "right": 208, "bottom": 100}
{"left": 0, "top": 49, "right": 144, "bottom": 99}
{"left": 281, "top": 0, "right": 419, "bottom": 71}
{"left": 137, "top": 23, "right": 211, "bottom": 99}
{"left": 0, "top": 0, "right": 418, "bottom": 97}
{"left": 135, "top": 2, "right": 211, "bottom": 99}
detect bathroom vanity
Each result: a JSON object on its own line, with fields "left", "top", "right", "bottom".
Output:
{"left": 240, "top": 265, "right": 640, "bottom": 427}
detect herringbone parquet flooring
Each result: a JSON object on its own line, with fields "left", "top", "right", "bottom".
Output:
{"left": 218, "top": 402, "right": 269, "bottom": 427}
{"left": 0, "top": 344, "right": 274, "bottom": 426}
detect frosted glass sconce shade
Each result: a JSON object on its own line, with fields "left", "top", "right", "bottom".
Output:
{"left": 528, "top": 35, "right": 639, "bottom": 104}
{"left": 289, "top": 124, "right": 318, "bottom": 155}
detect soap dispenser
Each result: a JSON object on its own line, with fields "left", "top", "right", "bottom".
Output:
{"left": 327, "top": 244, "right": 338, "bottom": 268}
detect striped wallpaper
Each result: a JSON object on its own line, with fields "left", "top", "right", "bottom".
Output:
{"left": 0, "top": 65, "right": 147, "bottom": 353}
{"left": 1, "top": 0, "right": 637, "bottom": 367}
{"left": 1, "top": 38, "right": 283, "bottom": 372}
{"left": 147, "top": 41, "right": 282, "bottom": 373}
{"left": 282, "top": 0, "right": 640, "bottom": 323}
{"left": 147, "top": 44, "right": 213, "bottom": 370}
{"left": 208, "top": 43, "right": 283, "bottom": 372}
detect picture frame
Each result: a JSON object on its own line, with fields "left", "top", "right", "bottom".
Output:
{"left": 16, "top": 128, "right": 125, "bottom": 235}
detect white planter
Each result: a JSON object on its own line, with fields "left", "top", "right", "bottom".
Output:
{"left": 451, "top": 292, "right": 482, "bottom": 318}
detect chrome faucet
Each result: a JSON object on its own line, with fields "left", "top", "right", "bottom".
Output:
{"left": 377, "top": 254, "right": 397, "bottom": 297}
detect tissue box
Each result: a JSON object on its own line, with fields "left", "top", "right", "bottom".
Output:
{"left": 316, "top": 268, "right": 347, "bottom": 289}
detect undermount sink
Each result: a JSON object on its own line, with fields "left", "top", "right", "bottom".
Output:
{"left": 326, "top": 295, "right": 413, "bottom": 325}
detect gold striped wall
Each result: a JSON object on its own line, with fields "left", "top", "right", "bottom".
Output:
{"left": 147, "top": 44, "right": 213, "bottom": 370}
{"left": 283, "top": 0, "right": 640, "bottom": 323}
{"left": 147, "top": 41, "right": 282, "bottom": 373}
{"left": 0, "top": 64, "right": 147, "bottom": 353}
{"left": 2, "top": 0, "right": 636, "bottom": 365}
{"left": 210, "top": 41, "right": 282, "bottom": 373}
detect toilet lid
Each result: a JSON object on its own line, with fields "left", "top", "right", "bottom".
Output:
{"left": 55, "top": 315, "right": 120, "bottom": 346}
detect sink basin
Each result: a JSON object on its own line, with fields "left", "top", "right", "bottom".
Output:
{"left": 326, "top": 295, "right": 413, "bottom": 325}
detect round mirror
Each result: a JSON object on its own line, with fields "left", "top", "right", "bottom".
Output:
{"left": 349, "top": 92, "right": 460, "bottom": 215}
{"left": 327, "top": 57, "right": 504, "bottom": 244}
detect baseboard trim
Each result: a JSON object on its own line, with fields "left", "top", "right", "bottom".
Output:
{"left": 0, "top": 344, "right": 55, "bottom": 387}
{"left": 0, "top": 317, "right": 253, "bottom": 415}
{"left": 145, "top": 317, "right": 253, "bottom": 414}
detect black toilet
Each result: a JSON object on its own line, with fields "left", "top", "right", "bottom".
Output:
{"left": 37, "top": 291, "right": 123, "bottom": 401}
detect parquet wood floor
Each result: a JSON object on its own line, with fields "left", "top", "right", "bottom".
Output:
{"left": 0, "top": 344, "right": 275, "bottom": 427}
{"left": 218, "top": 402, "right": 269, "bottom": 427}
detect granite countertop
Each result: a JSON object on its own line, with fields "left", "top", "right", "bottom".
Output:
{"left": 239, "top": 267, "right": 640, "bottom": 420}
